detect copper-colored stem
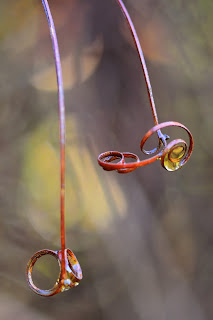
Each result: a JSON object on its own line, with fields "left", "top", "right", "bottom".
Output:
{"left": 116, "top": 0, "right": 159, "bottom": 126}
{"left": 41, "top": 1, "right": 66, "bottom": 266}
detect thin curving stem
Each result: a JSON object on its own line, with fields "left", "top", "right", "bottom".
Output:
{"left": 26, "top": 0, "right": 82, "bottom": 297}
{"left": 41, "top": 0, "right": 66, "bottom": 264}
{"left": 27, "top": 1, "right": 84, "bottom": 297}
{"left": 116, "top": 0, "right": 159, "bottom": 126}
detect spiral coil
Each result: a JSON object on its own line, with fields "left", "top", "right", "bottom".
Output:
{"left": 98, "top": 121, "right": 193, "bottom": 173}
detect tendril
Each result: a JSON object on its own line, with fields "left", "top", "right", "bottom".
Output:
{"left": 98, "top": 0, "right": 194, "bottom": 173}
{"left": 98, "top": 122, "right": 193, "bottom": 173}
{"left": 26, "top": 0, "right": 82, "bottom": 297}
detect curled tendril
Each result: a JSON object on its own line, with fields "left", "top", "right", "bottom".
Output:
{"left": 27, "top": 249, "right": 82, "bottom": 297}
{"left": 26, "top": 0, "right": 82, "bottom": 297}
{"left": 98, "top": 0, "right": 194, "bottom": 174}
{"left": 98, "top": 121, "right": 193, "bottom": 173}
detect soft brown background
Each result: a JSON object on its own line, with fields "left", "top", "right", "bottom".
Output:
{"left": 0, "top": 0, "right": 212, "bottom": 319}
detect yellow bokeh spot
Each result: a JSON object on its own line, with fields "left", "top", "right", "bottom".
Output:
{"left": 31, "top": 35, "right": 104, "bottom": 91}
{"left": 21, "top": 115, "right": 127, "bottom": 242}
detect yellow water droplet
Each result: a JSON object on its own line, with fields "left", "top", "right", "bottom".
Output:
{"left": 163, "top": 153, "right": 181, "bottom": 171}
{"left": 163, "top": 143, "right": 186, "bottom": 171}
{"left": 169, "top": 146, "right": 185, "bottom": 162}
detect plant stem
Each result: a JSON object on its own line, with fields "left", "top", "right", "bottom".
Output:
{"left": 116, "top": 0, "right": 159, "bottom": 126}
{"left": 41, "top": 0, "right": 66, "bottom": 255}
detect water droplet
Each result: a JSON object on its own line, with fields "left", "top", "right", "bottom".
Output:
{"left": 162, "top": 142, "right": 186, "bottom": 171}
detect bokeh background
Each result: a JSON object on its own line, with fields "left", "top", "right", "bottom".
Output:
{"left": 0, "top": 0, "right": 212, "bottom": 319}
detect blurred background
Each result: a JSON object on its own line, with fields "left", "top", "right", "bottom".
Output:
{"left": 0, "top": 0, "right": 212, "bottom": 319}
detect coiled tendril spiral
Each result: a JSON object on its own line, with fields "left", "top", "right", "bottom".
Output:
{"left": 98, "top": 121, "right": 193, "bottom": 173}
{"left": 98, "top": 0, "right": 194, "bottom": 173}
